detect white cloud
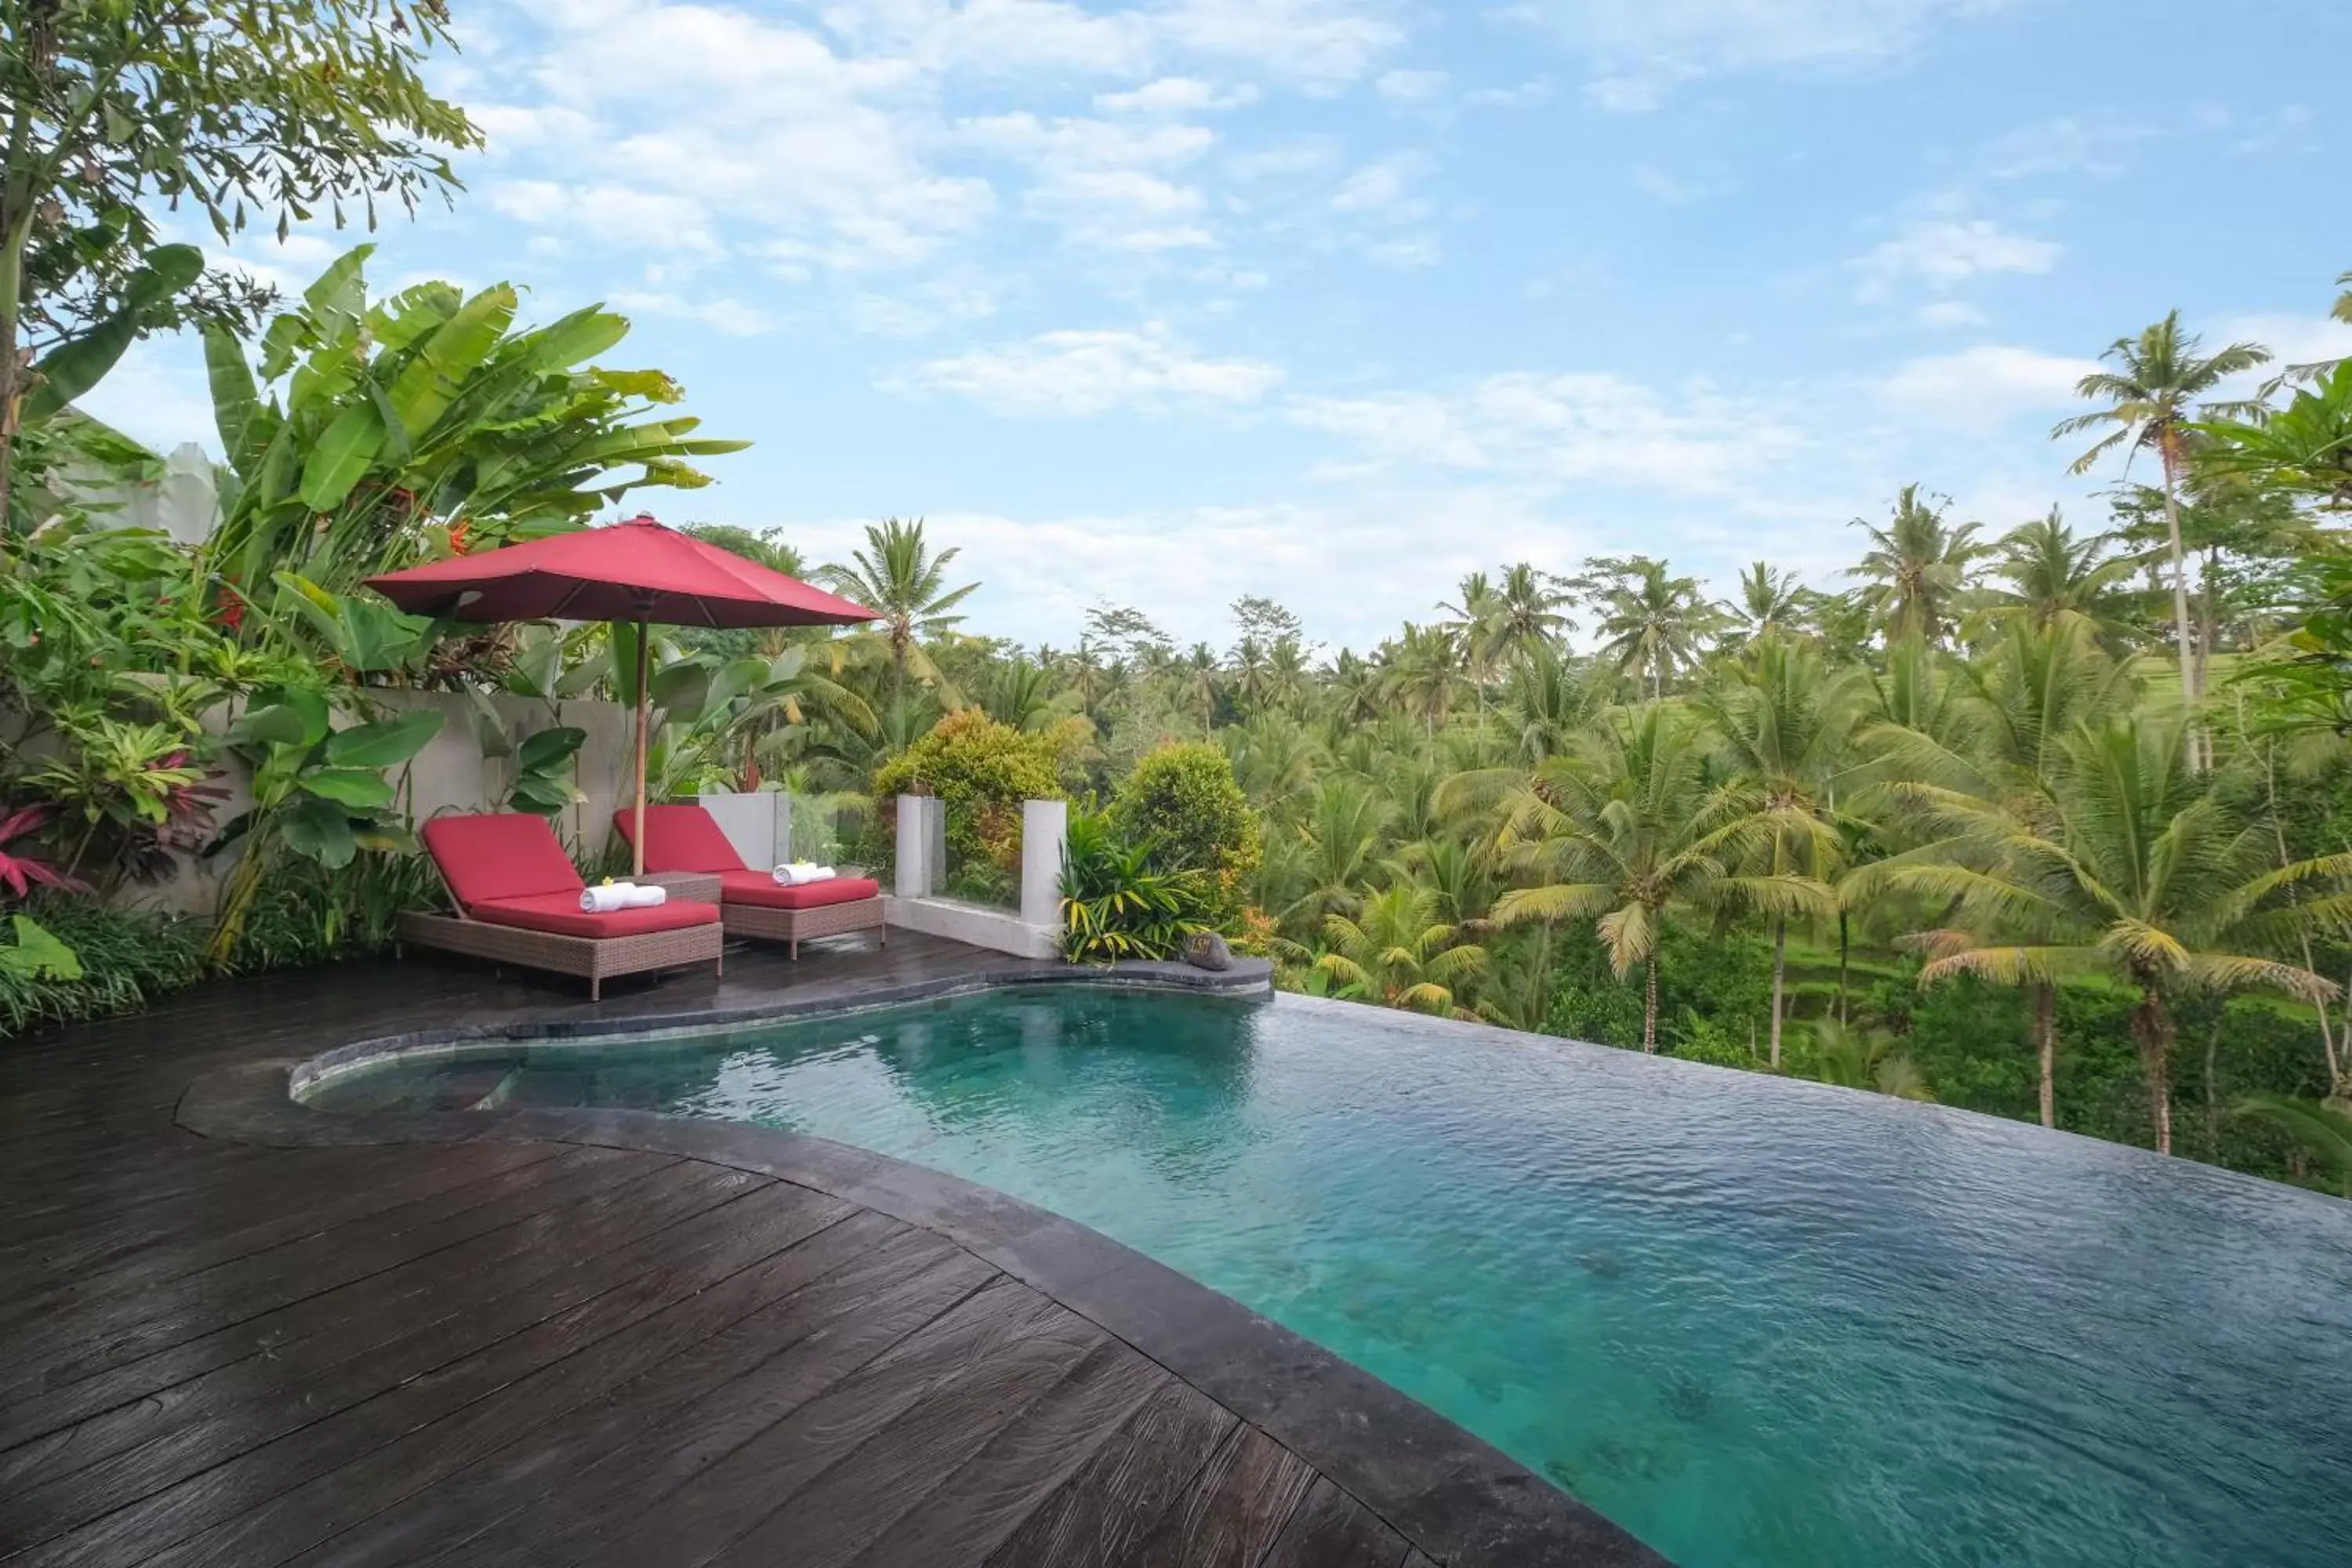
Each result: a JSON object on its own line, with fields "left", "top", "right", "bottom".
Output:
{"left": 490, "top": 181, "right": 730, "bottom": 257}
{"left": 1330, "top": 155, "right": 1425, "bottom": 213}
{"left": 2214, "top": 313, "right": 2352, "bottom": 375}
{"left": 1375, "top": 68, "right": 1449, "bottom": 101}
{"left": 1982, "top": 113, "right": 2153, "bottom": 180}
{"left": 815, "top": 0, "right": 1400, "bottom": 88}
{"left": 963, "top": 111, "right": 1221, "bottom": 250}
{"left": 1094, "top": 75, "right": 1258, "bottom": 113}
{"left": 1152, "top": 0, "right": 1406, "bottom": 90}
{"left": 1854, "top": 216, "right": 2060, "bottom": 298}
{"left": 610, "top": 289, "right": 779, "bottom": 336}
{"left": 1880, "top": 345, "right": 2098, "bottom": 424}
{"left": 887, "top": 325, "right": 1283, "bottom": 415}
{"left": 1290, "top": 371, "right": 1798, "bottom": 495}
{"left": 468, "top": 102, "right": 601, "bottom": 151}
{"left": 475, "top": 3, "right": 989, "bottom": 273}
{"left": 847, "top": 277, "right": 999, "bottom": 338}
{"left": 1514, "top": 0, "right": 2018, "bottom": 111}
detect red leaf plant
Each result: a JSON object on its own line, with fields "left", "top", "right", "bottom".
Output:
{"left": 0, "top": 805, "right": 93, "bottom": 901}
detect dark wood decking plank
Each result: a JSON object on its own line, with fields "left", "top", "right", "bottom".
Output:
{"left": 0, "top": 1138, "right": 474, "bottom": 1243}
{"left": 1125, "top": 1428, "right": 1319, "bottom": 1568}
{"left": 0, "top": 1145, "right": 660, "bottom": 1398}
{"left": 1258, "top": 1479, "right": 1412, "bottom": 1568}
{"left": 405, "top": 1234, "right": 1005, "bottom": 1568}
{"left": 834, "top": 1342, "right": 1172, "bottom": 1568}
{"left": 0, "top": 1156, "right": 747, "bottom": 1453}
{"left": 2, "top": 1140, "right": 587, "bottom": 1314}
{"left": 567, "top": 1278, "right": 1077, "bottom": 1568}
{"left": 980, "top": 1376, "right": 1240, "bottom": 1568}
{"left": 9, "top": 1182, "right": 851, "bottom": 1568}
{"left": 0, "top": 1160, "right": 767, "bottom": 1498}
{"left": 704, "top": 1330, "right": 1150, "bottom": 1568}
{"left": 285, "top": 1215, "right": 970, "bottom": 1568}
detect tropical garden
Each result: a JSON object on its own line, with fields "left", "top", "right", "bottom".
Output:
{"left": 4, "top": 3, "right": 2352, "bottom": 1200}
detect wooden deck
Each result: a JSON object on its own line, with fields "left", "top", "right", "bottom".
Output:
{"left": 0, "top": 932, "right": 1660, "bottom": 1568}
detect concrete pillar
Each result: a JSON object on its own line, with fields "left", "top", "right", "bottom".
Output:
{"left": 1019, "top": 797, "right": 1068, "bottom": 931}
{"left": 895, "top": 794, "right": 940, "bottom": 899}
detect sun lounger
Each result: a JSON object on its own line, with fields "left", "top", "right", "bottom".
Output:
{"left": 401, "top": 812, "right": 724, "bottom": 1000}
{"left": 614, "top": 804, "right": 885, "bottom": 960}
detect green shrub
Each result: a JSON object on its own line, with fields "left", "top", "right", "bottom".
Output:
{"left": 873, "top": 710, "right": 1065, "bottom": 880}
{"left": 0, "top": 895, "right": 208, "bottom": 1036}
{"left": 1667, "top": 1007, "right": 1756, "bottom": 1067}
{"left": 1058, "top": 809, "right": 1211, "bottom": 963}
{"left": 227, "top": 850, "right": 443, "bottom": 973}
{"left": 1109, "top": 742, "right": 1261, "bottom": 926}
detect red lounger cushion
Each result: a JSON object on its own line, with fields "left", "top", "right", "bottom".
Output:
{"left": 468, "top": 892, "right": 721, "bottom": 939}
{"left": 423, "top": 813, "right": 587, "bottom": 909}
{"left": 717, "top": 869, "right": 881, "bottom": 909}
{"left": 613, "top": 804, "right": 746, "bottom": 874}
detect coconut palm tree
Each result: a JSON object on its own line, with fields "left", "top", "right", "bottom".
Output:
{"left": 2053, "top": 313, "right": 2272, "bottom": 762}
{"left": 1976, "top": 509, "right": 2147, "bottom": 648}
{"left": 1704, "top": 631, "right": 1864, "bottom": 1067}
{"left": 1722, "top": 561, "right": 1810, "bottom": 649}
{"left": 1277, "top": 772, "right": 1393, "bottom": 932}
{"left": 1879, "top": 710, "right": 2349, "bottom": 1154}
{"left": 1379, "top": 622, "right": 1468, "bottom": 734}
{"left": 1491, "top": 562, "right": 1577, "bottom": 659}
{"left": 1581, "top": 556, "right": 1720, "bottom": 701}
{"left": 819, "top": 517, "right": 979, "bottom": 707}
{"left": 1487, "top": 703, "right": 1826, "bottom": 1051}
{"left": 1317, "top": 883, "right": 1490, "bottom": 1017}
{"left": 1848, "top": 485, "right": 1987, "bottom": 645}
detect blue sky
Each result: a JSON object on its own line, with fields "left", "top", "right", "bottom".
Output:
{"left": 91, "top": 0, "right": 2350, "bottom": 652}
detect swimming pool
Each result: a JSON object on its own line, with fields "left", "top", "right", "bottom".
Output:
{"left": 301, "top": 988, "right": 2352, "bottom": 1568}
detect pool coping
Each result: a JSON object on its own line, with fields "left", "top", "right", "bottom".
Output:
{"left": 173, "top": 960, "right": 1668, "bottom": 1568}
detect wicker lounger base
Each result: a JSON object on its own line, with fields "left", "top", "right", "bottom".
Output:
{"left": 720, "top": 895, "right": 887, "bottom": 960}
{"left": 397, "top": 911, "right": 724, "bottom": 1001}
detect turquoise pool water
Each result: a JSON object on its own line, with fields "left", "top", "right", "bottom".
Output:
{"left": 303, "top": 989, "right": 2352, "bottom": 1567}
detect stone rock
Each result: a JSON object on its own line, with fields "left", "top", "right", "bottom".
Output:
{"left": 1182, "top": 931, "right": 1232, "bottom": 971}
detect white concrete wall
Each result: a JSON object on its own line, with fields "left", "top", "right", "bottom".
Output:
{"left": 887, "top": 793, "right": 1067, "bottom": 960}
{"left": 695, "top": 789, "right": 786, "bottom": 871}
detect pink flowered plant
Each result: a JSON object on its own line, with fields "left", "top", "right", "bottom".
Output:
{"left": 0, "top": 805, "right": 91, "bottom": 900}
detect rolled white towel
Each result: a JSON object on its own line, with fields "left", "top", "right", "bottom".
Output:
{"left": 773, "top": 861, "right": 831, "bottom": 886}
{"left": 618, "top": 884, "right": 668, "bottom": 909}
{"left": 580, "top": 883, "right": 633, "bottom": 913}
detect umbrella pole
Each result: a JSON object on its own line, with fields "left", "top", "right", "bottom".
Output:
{"left": 631, "top": 615, "right": 650, "bottom": 879}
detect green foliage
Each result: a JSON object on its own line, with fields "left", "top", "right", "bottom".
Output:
{"left": 2237, "top": 1093, "right": 2352, "bottom": 1195}
{"left": 0, "top": 0, "right": 480, "bottom": 525}
{"left": 1059, "top": 809, "right": 1212, "bottom": 963}
{"left": 224, "top": 849, "right": 444, "bottom": 975}
{"left": 0, "top": 898, "right": 208, "bottom": 1037}
{"left": 202, "top": 247, "right": 746, "bottom": 603}
{"left": 507, "top": 726, "right": 588, "bottom": 816}
{"left": 1109, "top": 742, "right": 1261, "bottom": 927}
{"left": 206, "top": 689, "right": 442, "bottom": 963}
{"left": 873, "top": 709, "right": 1065, "bottom": 880}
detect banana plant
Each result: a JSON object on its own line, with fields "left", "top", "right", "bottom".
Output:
{"left": 204, "top": 686, "right": 442, "bottom": 964}
{"left": 508, "top": 726, "right": 588, "bottom": 816}
{"left": 201, "top": 245, "right": 749, "bottom": 612}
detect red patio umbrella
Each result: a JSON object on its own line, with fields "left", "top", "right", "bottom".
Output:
{"left": 365, "top": 514, "right": 875, "bottom": 876}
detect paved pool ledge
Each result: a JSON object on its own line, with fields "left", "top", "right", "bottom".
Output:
{"left": 175, "top": 964, "right": 1668, "bottom": 1568}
